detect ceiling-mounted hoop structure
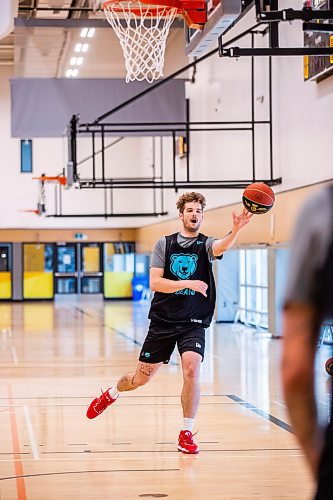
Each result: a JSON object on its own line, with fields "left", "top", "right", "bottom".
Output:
{"left": 219, "top": 0, "right": 333, "bottom": 58}
{"left": 23, "top": 175, "right": 68, "bottom": 216}
{"left": 102, "top": 0, "right": 206, "bottom": 82}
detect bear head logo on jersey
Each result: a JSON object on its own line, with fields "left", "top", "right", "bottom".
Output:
{"left": 170, "top": 253, "right": 198, "bottom": 280}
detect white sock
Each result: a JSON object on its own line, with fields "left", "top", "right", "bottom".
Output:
{"left": 183, "top": 417, "right": 194, "bottom": 432}
{"left": 108, "top": 386, "right": 120, "bottom": 399}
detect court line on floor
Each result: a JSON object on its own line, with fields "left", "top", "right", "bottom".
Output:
{"left": 0, "top": 468, "right": 180, "bottom": 482}
{"left": 23, "top": 405, "right": 40, "bottom": 460}
{"left": 39, "top": 447, "right": 300, "bottom": 455}
{"left": 11, "top": 347, "right": 18, "bottom": 365}
{"left": 0, "top": 451, "right": 304, "bottom": 465}
{"left": 0, "top": 394, "right": 235, "bottom": 400}
{"left": 227, "top": 395, "right": 292, "bottom": 433}
{"left": 7, "top": 385, "right": 27, "bottom": 500}
{"left": 273, "top": 400, "right": 286, "bottom": 408}
{"left": 0, "top": 401, "right": 250, "bottom": 409}
{"left": 74, "top": 306, "right": 143, "bottom": 346}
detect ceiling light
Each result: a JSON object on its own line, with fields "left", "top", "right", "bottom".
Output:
{"left": 75, "top": 43, "right": 82, "bottom": 53}
{"left": 72, "top": 69, "right": 79, "bottom": 77}
{"left": 70, "top": 57, "right": 77, "bottom": 65}
{"left": 87, "top": 28, "right": 95, "bottom": 38}
{"left": 66, "top": 69, "right": 73, "bottom": 78}
{"left": 80, "top": 28, "right": 89, "bottom": 38}
{"left": 81, "top": 44, "right": 89, "bottom": 53}
{"left": 76, "top": 57, "right": 83, "bottom": 65}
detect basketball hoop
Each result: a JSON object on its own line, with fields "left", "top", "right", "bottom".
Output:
{"left": 23, "top": 175, "right": 68, "bottom": 216}
{"left": 102, "top": 0, "right": 206, "bottom": 83}
{"left": 32, "top": 175, "right": 67, "bottom": 186}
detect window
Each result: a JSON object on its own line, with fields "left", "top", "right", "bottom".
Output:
{"left": 21, "top": 139, "right": 33, "bottom": 173}
{"left": 0, "top": 245, "right": 10, "bottom": 272}
{"left": 239, "top": 248, "right": 268, "bottom": 329}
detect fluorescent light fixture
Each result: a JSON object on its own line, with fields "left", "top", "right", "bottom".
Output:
{"left": 87, "top": 28, "right": 95, "bottom": 37}
{"left": 70, "top": 57, "right": 77, "bottom": 65}
{"left": 75, "top": 43, "right": 82, "bottom": 52}
{"left": 72, "top": 68, "right": 79, "bottom": 77}
{"left": 66, "top": 69, "right": 73, "bottom": 77}
{"left": 80, "top": 28, "right": 89, "bottom": 37}
{"left": 76, "top": 57, "right": 83, "bottom": 65}
{"left": 81, "top": 43, "right": 89, "bottom": 53}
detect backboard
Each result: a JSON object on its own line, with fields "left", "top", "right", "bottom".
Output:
{"left": 185, "top": 0, "right": 243, "bottom": 57}
{"left": 303, "top": 0, "right": 333, "bottom": 82}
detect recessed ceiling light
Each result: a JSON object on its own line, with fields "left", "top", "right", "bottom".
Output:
{"left": 80, "top": 28, "right": 89, "bottom": 38}
{"left": 76, "top": 57, "right": 83, "bottom": 65}
{"left": 66, "top": 69, "right": 73, "bottom": 77}
{"left": 87, "top": 28, "right": 95, "bottom": 38}
{"left": 72, "top": 68, "right": 79, "bottom": 77}
{"left": 81, "top": 44, "right": 89, "bottom": 53}
{"left": 70, "top": 57, "right": 77, "bottom": 65}
{"left": 75, "top": 43, "right": 82, "bottom": 53}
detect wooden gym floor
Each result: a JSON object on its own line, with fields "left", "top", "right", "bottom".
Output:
{"left": 0, "top": 300, "right": 331, "bottom": 499}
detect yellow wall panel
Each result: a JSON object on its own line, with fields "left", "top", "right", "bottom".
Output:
{"left": 104, "top": 271, "right": 133, "bottom": 298}
{"left": 24, "top": 245, "right": 46, "bottom": 272}
{"left": 83, "top": 247, "right": 100, "bottom": 272}
{"left": 24, "top": 272, "right": 53, "bottom": 299}
{"left": 0, "top": 272, "right": 11, "bottom": 299}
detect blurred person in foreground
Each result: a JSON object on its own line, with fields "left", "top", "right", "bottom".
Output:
{"left": 282, "top": 184, "right": 333, "bottom": 499}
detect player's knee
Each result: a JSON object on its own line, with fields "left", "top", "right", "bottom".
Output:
{"left": 183, "top": 363, "right": 199, "bottom": 380}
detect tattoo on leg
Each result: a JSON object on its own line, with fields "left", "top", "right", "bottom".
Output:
{"left": 139, "top": 363, "right": 154, "bottom": 377}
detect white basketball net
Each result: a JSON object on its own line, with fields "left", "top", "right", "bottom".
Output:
{"left": 103, "top": 2, "right": 178, "bottom": 83}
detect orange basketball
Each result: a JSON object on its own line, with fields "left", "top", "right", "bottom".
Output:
{"left": 242, "top": 182, "right": 275, "bottom": 215}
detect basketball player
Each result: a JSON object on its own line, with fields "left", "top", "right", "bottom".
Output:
{"left": 282, "top": 184, "right": 333, "bottom": 498}
{"left": 87, "top": 192, "right": 252, "bottom": 454}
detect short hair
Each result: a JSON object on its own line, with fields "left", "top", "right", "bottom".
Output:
{"left": 176, "top": 192, "right": 206, "bottom": 213}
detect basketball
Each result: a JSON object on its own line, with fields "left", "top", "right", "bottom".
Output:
{"left": 325, "top": 357, "right": 333, "bottom": 376}
{"left": 242, "top": 182, "right": 275, "bottom": 215}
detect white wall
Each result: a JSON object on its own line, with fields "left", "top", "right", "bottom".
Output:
{"left": 0, "top": 66, "right": 150, "bottom": 228}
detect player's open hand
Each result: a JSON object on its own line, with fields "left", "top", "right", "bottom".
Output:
{"left": 189, "top": 280, "right": 208, "bottom": 297}
{"left": 232, "top": 208, "right": 253, "bottom": 230}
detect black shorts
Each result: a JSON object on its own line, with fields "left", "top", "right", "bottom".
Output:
{"left": 139, "top": 321, "right": 206, "bottom": 364}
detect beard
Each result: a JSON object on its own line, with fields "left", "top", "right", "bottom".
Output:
{"left": 184, "top": 219, "right": 201, "bottom": 232}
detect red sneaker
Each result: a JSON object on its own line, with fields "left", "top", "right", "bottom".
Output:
{"left": 86, "top": 389, "right": 117, "bottom": 419}
{"left": 177, "top": 430, "right": 199, "bottom": 454}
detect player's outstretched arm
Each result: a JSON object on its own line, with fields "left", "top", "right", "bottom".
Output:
{"left": 212, "top": 208, "right": 252, "bottom": 257}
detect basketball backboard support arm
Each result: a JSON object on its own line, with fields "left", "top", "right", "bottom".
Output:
{"left": 65, "top": 35, "right": 282, "bottom": 198}
{"left": 303, "top": 22, "right": 333, "bottom": 33}
{"left": 220, "top": 46, "right": 333, "bottom": 56}
{"left": 219, "top": 1, "right": 333, "bottom": 57}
